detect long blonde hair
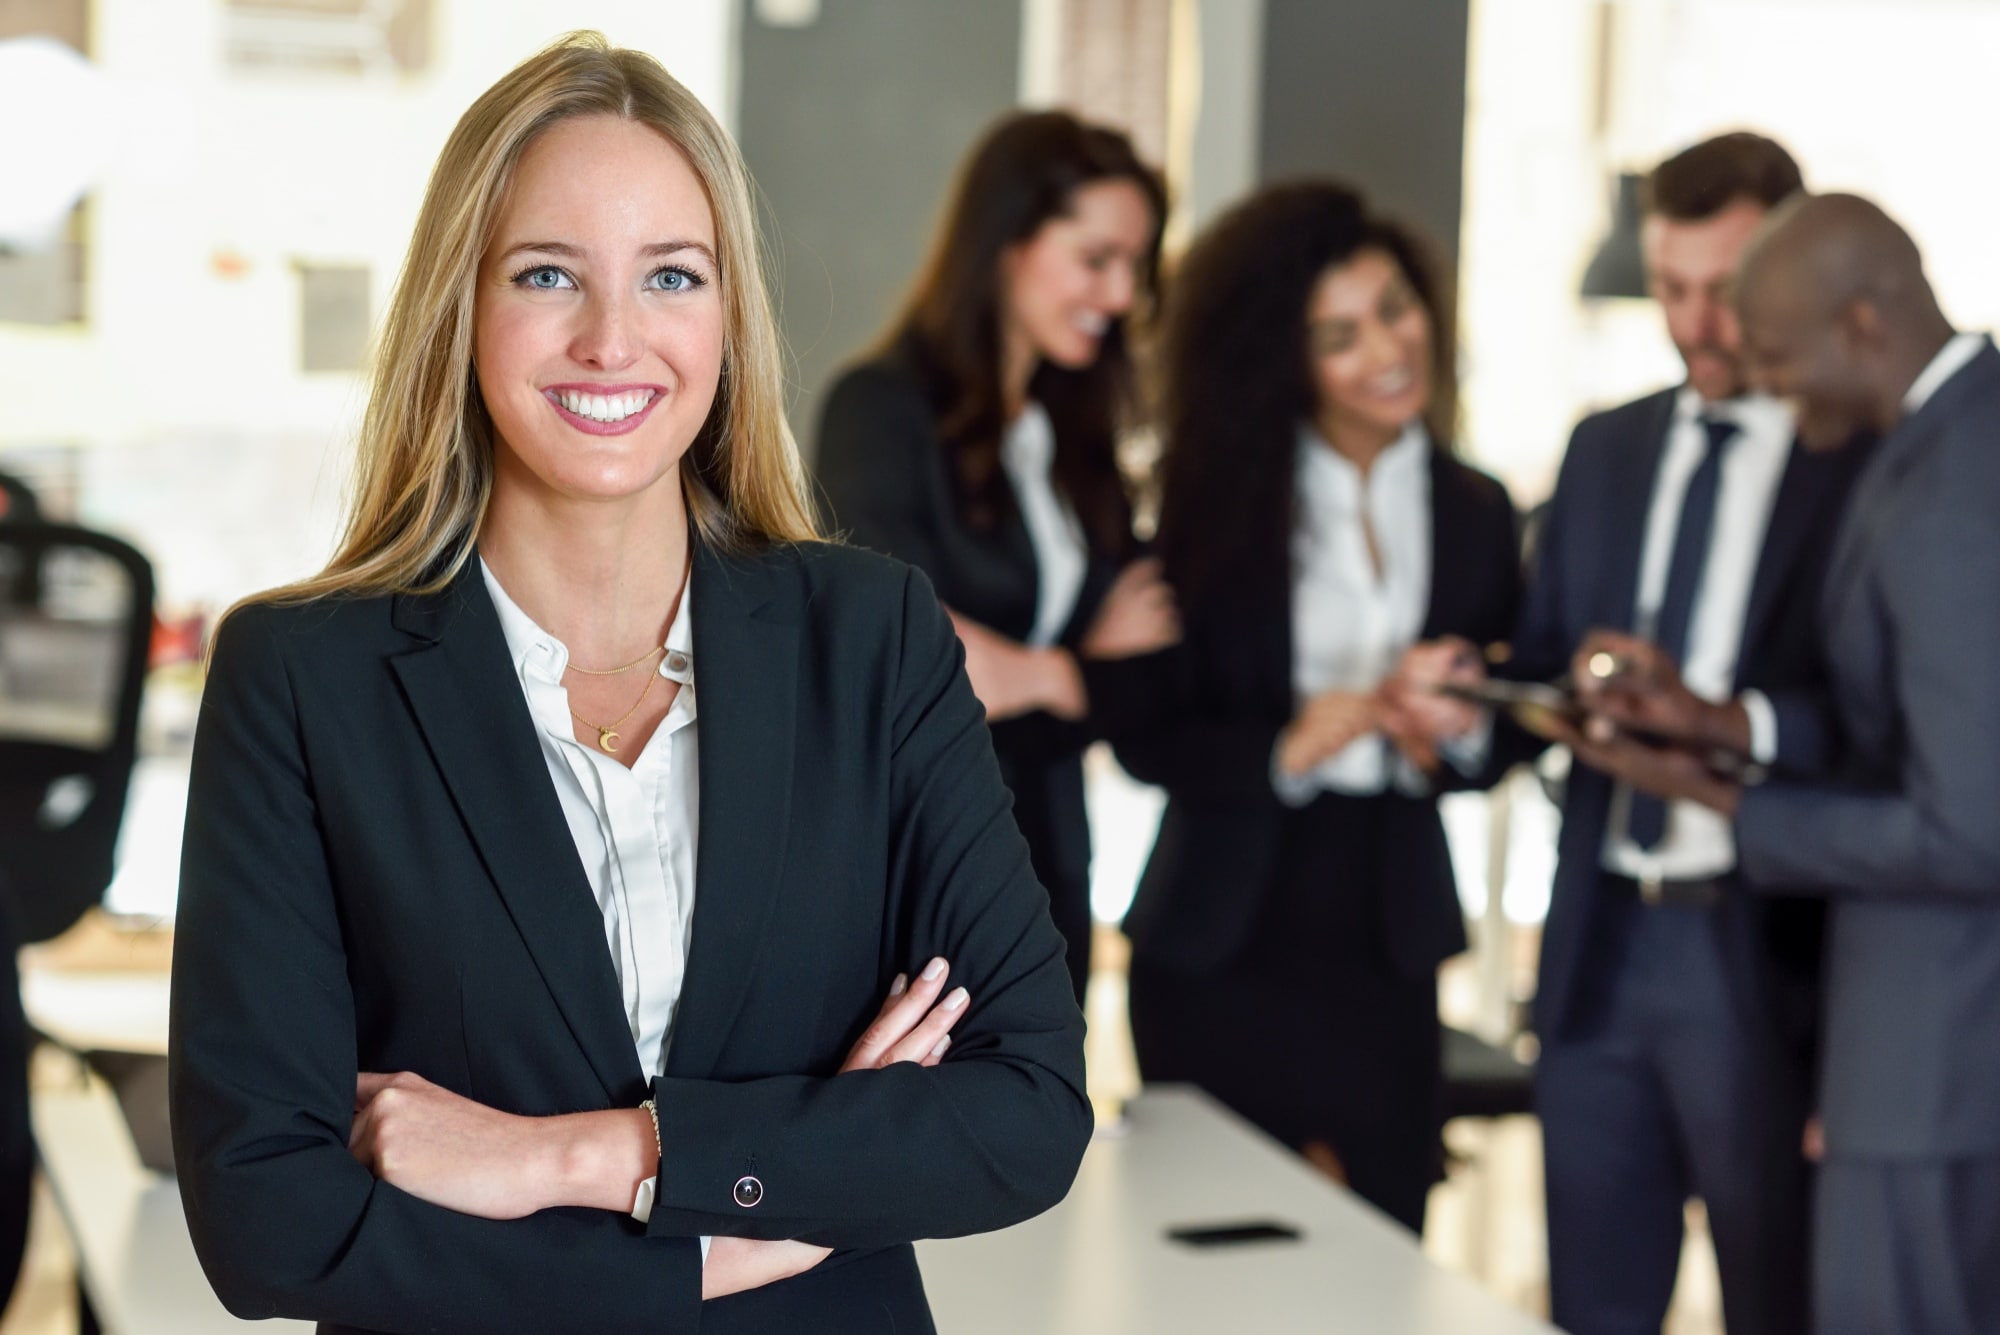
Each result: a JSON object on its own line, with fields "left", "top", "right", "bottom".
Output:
{"left": 258, "top": 32, "right": 817, "bottom": 609}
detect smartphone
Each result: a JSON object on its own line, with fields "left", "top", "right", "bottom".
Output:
{"left": 1165, "top": 1219, "right": 1304, "bottom": 1248}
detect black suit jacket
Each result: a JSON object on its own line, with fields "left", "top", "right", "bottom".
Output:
{"left": 1738, "top": 340, "right": 2000, "bottom": 1158}
{"left": 168, "top": 540, "right": 1091, "bottom": 1335}
{"left": 1108, "top": 450, "right": 1521, "bottom": 978}
{"left": 1508, "top": 388, "right": 1865, "bottom": 1051}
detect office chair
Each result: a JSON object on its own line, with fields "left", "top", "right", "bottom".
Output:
{"left": 0, "top": 520, "right": 157, "bottom": 943}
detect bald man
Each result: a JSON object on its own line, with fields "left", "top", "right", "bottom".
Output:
{"left": 1563, "top": 193, "right": 2000, "bottom": 1335}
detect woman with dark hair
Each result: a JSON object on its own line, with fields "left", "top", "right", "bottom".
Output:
{"left": 816, "top": 110, "right": 1179, "bottom": 1006}
{"left": 1110, "top": 182, "right": 1519, "bottom": 1233}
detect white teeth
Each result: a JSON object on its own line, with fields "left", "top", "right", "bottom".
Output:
{"left": 555, "top": 389, "right": 654, "bottom": 422}
{"left": 1074, "top": 312, "right": 1108, "bottom": 336}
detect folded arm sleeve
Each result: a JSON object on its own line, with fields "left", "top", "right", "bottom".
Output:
{"left": 169, "top": 609, "right": 700, "bottom": 1334}
{"left": 642, "top": 567, "right": 1093, "bottom": 1248}
{"left": 1103, "top": 641, "right": 1288, "bottom": 803}
{"left": 1739, "top": 479, "right": 2000, "bottom": 898}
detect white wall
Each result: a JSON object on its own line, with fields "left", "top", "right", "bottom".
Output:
{"left": 0, "top": 0, "right": 735, "bottom": 610}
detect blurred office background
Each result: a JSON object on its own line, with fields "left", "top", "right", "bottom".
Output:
{"left": 4, "top": 0, "right": 1999, "bottom": 1329}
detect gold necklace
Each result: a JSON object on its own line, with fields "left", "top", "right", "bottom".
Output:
{"left": 567, "top": 667, "right": 660, "bottom": 754}
{"left": 566, "top": 645, "right": 667, "bottom": 676}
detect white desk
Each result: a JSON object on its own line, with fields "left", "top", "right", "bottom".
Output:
{"left": 31, "top": 1074, "right": 310, "bottom": 1334}
{"left": 918, "top": 1087, "right": 1555, "bottom": 1334}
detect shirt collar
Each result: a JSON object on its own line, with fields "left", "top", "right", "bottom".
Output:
{"left": 1296, "top": 419, "right": 1429, "bottom": 500}
{"left": 1903, "top": 331, "right": 1988, "bottom": 414}
{"left": 1673, "top": 386, "right": 1791, "bottom": 434}
{"left": 480, "top": 557, "right": 695, "bottom": 688}
{"left": 1001, "top": 400, "right": 1054, "bottom": 472}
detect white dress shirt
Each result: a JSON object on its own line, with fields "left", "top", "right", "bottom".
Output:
{"left": 1276, "top": 422, "right": 1435, "bottom": 801}
{"left": 1602, "top": 389, "right": 1793, "bottom": 880}
{"left": 481, "top": 561, "right": 698, "bottom": 1233}
{"left": 1905, "top": 331, "right": 1987, "bottom": 413}
{"left": 999, "top": 401, "right": 1088, "bottom": 648}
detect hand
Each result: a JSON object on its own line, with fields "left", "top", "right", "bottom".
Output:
{"left": 350, "top": 1071, "right": 583, "bottom": 1220}
{"left": 702, "top": 1236, "right": 833, "bottom": 1301}
{"left": 1080, "top": 558, "right": 1181, "bottom": 660}
{"left": 1277, "top": 689, "right": 1381, "bottom": 779}
{"left": 947, "top": 610, "right": 1085, "bottom": 722}
{"left": 840, "top": 957, "right": 970, "bottom": 1072}
{"left": 1570, "top": 630, "right": 1749, "bottom": 755}
{"left": 1534, "top": 710, "right": 1742, "bottom": 816}
{"left": 1379, "top": 637, "right": 1486, "bottom": 743}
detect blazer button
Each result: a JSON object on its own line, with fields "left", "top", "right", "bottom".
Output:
{"left": 733, "top": 1175, "right": 763, "bottom": 1208}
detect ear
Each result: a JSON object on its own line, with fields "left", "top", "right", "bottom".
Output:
{"left": 1838, "top": 298, "right": 1885, "bottom": 356}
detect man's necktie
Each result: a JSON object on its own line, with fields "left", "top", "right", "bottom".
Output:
{"left": 1626, "top": 415, "right": 1738, "bottom": 850}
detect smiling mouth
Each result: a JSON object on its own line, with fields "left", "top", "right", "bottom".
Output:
{"left": 1363, "top": 366, "right": 1417, "bottom": 398}
{"left": 548, "top": 387, "right": 659, "bottom": 424}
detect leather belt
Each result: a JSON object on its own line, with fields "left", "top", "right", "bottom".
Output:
{"left": 1604, "top": 872, "right": 1724, "bottom": 909}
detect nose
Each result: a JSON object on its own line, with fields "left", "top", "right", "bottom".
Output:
{"left": 569, "top": 288, "right": 641, "bottom": 371}
{"left": 1101, "top": 260, "right": 1138, "bottom": 317}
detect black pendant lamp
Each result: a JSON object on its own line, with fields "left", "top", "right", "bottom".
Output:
{"left": 1580, "top": 171, "right": 1648, "bottom": 299}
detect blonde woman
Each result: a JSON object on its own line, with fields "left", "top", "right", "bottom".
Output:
{"left": 168, "top": 34, "right": 1089, "bottom": 1335}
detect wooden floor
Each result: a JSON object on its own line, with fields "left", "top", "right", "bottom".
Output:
{"left": 0, "top": 925, "right": 1726, "bottom": 1335}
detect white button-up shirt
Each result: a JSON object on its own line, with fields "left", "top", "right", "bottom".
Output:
{"left": 1601, "top": 389, "right": 1792, "bottom": 880}
{"left": 1278, "top": 422, "right": 1435, "bottom": 800}
{"left": 481, "top": 561, "right": 699, "bottom": 1235}
{"left": 999, "top": 400, "right": 1089, "bottom": 648}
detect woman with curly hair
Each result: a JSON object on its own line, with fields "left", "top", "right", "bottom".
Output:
{"left": 1111, "top": 182, "right": 1519, "bottom": 1233}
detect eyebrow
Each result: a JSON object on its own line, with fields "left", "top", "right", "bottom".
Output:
{"left": 498, "top": 239, "right": 719, "bottom": 267}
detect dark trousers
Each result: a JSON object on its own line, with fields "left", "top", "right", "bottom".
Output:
{"left": 1128, "top": 795, "right": 1442, "bottom": 1235}
{"left": 1539, "top": 895, "right": 1811, "bottom": 1335}
{"left": 1813, "top": 1153, "right": 2000, "bottom": 1335}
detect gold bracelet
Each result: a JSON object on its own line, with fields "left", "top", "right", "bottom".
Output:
{"left": 641, "top": 1097, "right": 661, "bottom": 1160}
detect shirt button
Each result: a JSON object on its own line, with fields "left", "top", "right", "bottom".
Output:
{"left": 733, "top": 1175, "right": 763, "bottom": 1208}
{"left": 664, "top": 650, "right": 690, "bottom": 675}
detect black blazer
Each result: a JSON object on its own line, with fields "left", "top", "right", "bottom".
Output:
{"left": 168, "top": 540, "right": 1091, "bottom": 1335}
{"left": 1507, "top": 388, "right": 1866, "bottom": 1052}
{"left": 815, "top": 351, "right": 1134, "bottom": 995}
{"left": 1738, "top": 341, "right": 2000, "bottom": 1157}
{"left": 1108, "top": 450, "right": 1521, "bottom": 978}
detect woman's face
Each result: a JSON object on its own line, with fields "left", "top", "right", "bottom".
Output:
{"left": 1000, "top": 178, "right": 1155, "bottom": 370}
{"left": 1305, "top": 247, "right": 1433, "bottom": 444}
{"left": 474, "top": 114, "right": 724, "bottom": 508}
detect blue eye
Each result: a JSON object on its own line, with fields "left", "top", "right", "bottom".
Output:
{"left": 648, "top": 265, "right": 706, "bottom": 293}
{"left": 511, "top": 265, "right": 574, "bottom": 291}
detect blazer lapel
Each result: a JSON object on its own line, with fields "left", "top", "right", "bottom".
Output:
{"left": 1605, "top": 393, "right": 1678, "bottom": 630}
{"left": 1735, "top": 439, "right": 1831, "bottom": 682}
{"left": 1420, "top": 450, "right": 1471, "bottom": 638}
{"left": 389, "top": 562, "right": 643, "bottom": 1104}
{"left": 663, "top": 542, "right": 799, "bottom": 1079}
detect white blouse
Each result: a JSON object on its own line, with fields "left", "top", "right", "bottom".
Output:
{"left": 481, "top": 561, "right": 698, "bottom": 1231}
{"left": 999, "top": 401, "right": 1089, "bottom": 648}
{"left": 1278, "top": 422, "right": 1434, "bottom": 801}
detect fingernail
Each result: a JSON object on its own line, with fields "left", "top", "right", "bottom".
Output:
{"left": 922, "top": 957, "right": 947, "bottom": 982}
{"left": 890, "top": 974, "right": 907, "bottom": 997}
{"left": 943, "top": 987, "right": 969, "bottom": 1011}
{"left": 929, "top": 1036, "right": 952, "bottom": 1060}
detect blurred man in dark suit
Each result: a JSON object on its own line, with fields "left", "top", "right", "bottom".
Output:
{"left": 1397, "top": 134, "right": 1866, "bottom": 1334}
{"left": 1567, "top": 192, "right": 2000, "bottom": 1335}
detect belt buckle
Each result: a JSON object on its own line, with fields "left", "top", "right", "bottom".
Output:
{"left": 1637, "top": 873, "right": 1665, "bottom": 906}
